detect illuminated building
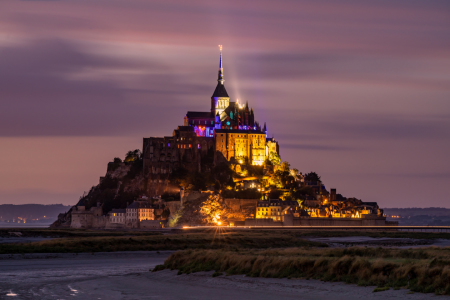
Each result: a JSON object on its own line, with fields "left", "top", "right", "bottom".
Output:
{"left": 255, "top": 200, "right": 299, "bottom": 221}
{"left": 143, "top": 46, "right": 280, "bottom": 187}
{"left": 183, "top": 46, "right": 276, "bottom": 165}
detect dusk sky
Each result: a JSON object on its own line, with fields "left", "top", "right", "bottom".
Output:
{"left": 1, "top": 0, "right": 449, "bottom": 208}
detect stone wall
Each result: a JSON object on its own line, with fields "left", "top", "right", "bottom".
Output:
{"left": 141, "top": 220, "right": 167, "bottom": 229}
{"left": 245, "top": 218, "right": 282, "bottom": 226}
{"left": 244, "top": 216, "right": 392, "bottom": 227}
{"left": 224, "top": 198, "right": 259, "bottom": 212}
{"left": 70, "top": 206, "right": 110, "bottom": 229}
{"left": 292, "top": 217, "right": 387, "bottom": 226}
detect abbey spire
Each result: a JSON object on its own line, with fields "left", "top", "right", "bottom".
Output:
{"left": 211, "top": 45, "right": 229, "bottom": 116}
{"left": 218, "top": 45, "right": 224, "bottom": 84}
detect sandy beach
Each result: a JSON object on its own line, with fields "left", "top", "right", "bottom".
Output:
{"left": 0, "top": 250, "right": 439, "bottom": 300}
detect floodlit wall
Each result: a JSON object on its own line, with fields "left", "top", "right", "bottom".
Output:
{"left": 291, "top": 217, "right": 388, "bottom": 226}
{"left": 224, "top": 198, "right": 259, "bottom": 211}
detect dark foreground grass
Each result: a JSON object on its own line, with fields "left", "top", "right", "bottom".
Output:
{"left": 0, "top": 230, "right": 326, "bottom": 254}
{"left": 154, "top": 247, "right": 450, "bottom": 295}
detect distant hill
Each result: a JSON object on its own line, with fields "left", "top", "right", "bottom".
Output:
{"left": 383, "top": 207, "right": 450, "bottom": 226}
{"left": 0, "top": 204, "right": 72, "bottom": 224}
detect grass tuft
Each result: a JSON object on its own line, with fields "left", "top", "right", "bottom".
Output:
{"left": 212, "top": 272, "right": 223, "bottom": 277}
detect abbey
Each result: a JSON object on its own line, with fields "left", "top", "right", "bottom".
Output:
{"left": 143, "top": 47, "right": 279, "bottom": 194}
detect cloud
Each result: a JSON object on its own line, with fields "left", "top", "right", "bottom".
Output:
{"left": 282, "top": 143, "right": 355, "bottom": 151}
{"left": 0, "top": 39, "right": 209, "bottom": 137}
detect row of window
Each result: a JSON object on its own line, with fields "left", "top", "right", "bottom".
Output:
{"left": 191, "top": 120, "right": 214, "bottom": 125}
{"left": 257, "top": 212, "right": 281, "bottom": 216}
{"left": 258, "top": 208, "right": 281, "bottom": 212}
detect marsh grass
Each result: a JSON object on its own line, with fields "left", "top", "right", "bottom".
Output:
{"left": 0, "top": 230, "right": 326, "bottom": 254}
{"left": 157, "top": 247, "right": 450, "bottom": 295}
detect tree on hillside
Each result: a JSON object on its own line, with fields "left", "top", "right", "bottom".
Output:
{"left": 268, "top": 151, "right": 281, "bottom": 165}
{"left": 304, "top": 172, "right": 321, "bottom": 182}
{"left": 269, "top": 161, "right": 296, "bottom": 189}
{"left": 125, "top": 149, "right": 141, "bottom": 162}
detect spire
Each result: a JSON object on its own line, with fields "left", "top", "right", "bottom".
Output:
{"left": 218, "top": 45, "right": 224, "bottom": 84}
{"left": 212, "top": 45, "right": 229, "bottom": 98}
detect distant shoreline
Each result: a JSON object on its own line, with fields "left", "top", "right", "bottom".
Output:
{"left": 0, "top": 223, "right": 51, "bottom": 228}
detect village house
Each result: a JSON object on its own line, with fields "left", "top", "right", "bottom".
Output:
{"left": 109, "top": 209, "right": 126, "bottom": 224}
{"left": 255, "top": 199, "right": 299, "bottom": 221}
{"left": 126, "top": 201, "right": 155, "bottom": 228}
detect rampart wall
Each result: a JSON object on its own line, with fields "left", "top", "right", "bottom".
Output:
{"left": 224, "top": 198, "right": 259, "bottom": 211}
{"left": 244, "top": 216, "right": 392, "bottom": 227}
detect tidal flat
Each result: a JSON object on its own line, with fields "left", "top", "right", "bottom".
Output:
{"left": 1, "top": 229, "right": 450, "bottom": 298}
{"left": 0, "top": 251, "right": 439, "bottom": 300}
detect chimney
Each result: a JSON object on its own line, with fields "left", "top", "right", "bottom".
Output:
{"left": 331, "top": 189, "right": 336, "bottom": 201}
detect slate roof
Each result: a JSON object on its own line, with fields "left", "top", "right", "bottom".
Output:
{"left": 127, "top": 201, "right": 153, "bottom": 209}
{"left": 110, "top": 209, "right": 126, "bottom": 214}
{"left": 176, "top": 126, "right": 195, "bottom": 132}
{"left": 186, "top": 111, "right": 213, "bottom": 118}
{"left": 212, "top": 82, "right": 229, "bottom": 98}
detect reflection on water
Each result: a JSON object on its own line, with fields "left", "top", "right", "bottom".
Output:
{"left": 6, "top": 290, "right": 17, "bottom": 296}
{"left": 69, "top": 285, "right": 78, "bottom": 296}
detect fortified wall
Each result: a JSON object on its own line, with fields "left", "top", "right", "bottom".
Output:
{"left": 245, "top": 215, "right": 396, "bottom": 227}
{"left": 70, "top": 205, "right": 109, "bottom": 229}
{"left": 223, "top": 198, "right": 259, "bottom": 211}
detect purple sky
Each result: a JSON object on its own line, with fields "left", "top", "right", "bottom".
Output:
{"left": 1, "top": 0, "right": 449, "bottom": 207}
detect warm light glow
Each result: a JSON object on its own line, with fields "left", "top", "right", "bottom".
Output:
{"left": 217, "top": 221, "right": 222, "bottom": 225}
{"left": 218, "top": 45, "right": 222, "bottom": 51}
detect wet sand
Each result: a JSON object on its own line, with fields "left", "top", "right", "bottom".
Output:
{"left": 304, "top": 236, "right": 450, "bottom": 248}
{"left": 0, "top": 251, "right": 439, "bottom": 299}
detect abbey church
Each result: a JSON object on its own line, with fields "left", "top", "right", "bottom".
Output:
{"left": 143, "top": 47, "right": 279, "bottom": 194}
